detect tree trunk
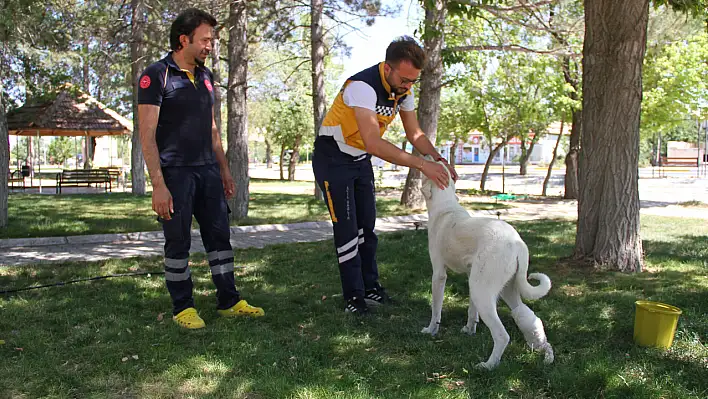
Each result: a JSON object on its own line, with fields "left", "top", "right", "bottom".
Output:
{"left": 288, "top": 135, "right": 302, "bottom": 181}
{"left": 561, "top": 56, "right": 582, "bottom": 200}
{"left": 27, "top": 136, "right": 33, "bottom": 175}
{"left": 551, "top": 10, "right": 582, "bottom": 200}
{"left": 130, "top": 0, "right": 146, "bottom": 194}
{"left": 279, "top": 144, "right": 286, "bottom": 180}
{"left": 90, "top": 138, "right": 96, "bottom": 165}
{"left": 564, "top": 109, "right": 581, "bottom": 199}
{"left": 528, "top": 138, "right": 539, "bottom": 163}
{"left": 83, "top": 135, "right": 94, "bottom": 170}
{"left": 82, "top": 39, "right": 90, "bottom": 94}
{"left": 226, "top": 0, "right": 250, "bottom": 220}
{"left": 400, "top": 0, "right": 446, "bottom": 208}
{"left": 543, "top": 119, "right": 564, "bottom": 196}
{"left": 311, "top": 0, "right": 325, "bottom": 199}
{"left": 449, "top": 138, "right": 457, "bottom": 167}
{"left": 265, "top": 138, "right": 272, "bottom": 168}
{"left": 519, "top": 133, "right": 541, "bottom": 175}
{"left": 480, "top": 142, "right": 504, "bottom": 191}
{"left": 0, "top": 91, "right": 9, "bottom": 228}
{"left": 82, "top": 51, "right": 96, "bottom": 170}
{"left": 97, "top": 52, "right": 102, "bottom": 103}
{"left": 575, "top": 0, "right": 647, "bottom": 272}
{"left": 22, "top": 57, "right": 33, "bottom": 101}
{"left": 211, "top": 23, "right": 223, "bottom": 140}
{"left": 83, "top": 136, "right": 97, "bottom": 169}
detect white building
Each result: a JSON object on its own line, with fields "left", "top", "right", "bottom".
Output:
{"left": 439, "top": 121, "right": 568, "bottom": 165}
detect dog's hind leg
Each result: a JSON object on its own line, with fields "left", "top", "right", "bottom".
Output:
{"left": 511, "top": 304, "right": 554, "bottom": 365}
{"left": 421, "top": 265, "right": 447, "bottom": 336}
{"left": 461, "top": 276, "right": 479, "bottom": 335}
{"left": 500, "top": 283, "right": 523, "bottom": 311}
{"left": 470, "top": 288, "right": 509, "bottom": 370}
{"left": 502, "top": 284, "right": 554, "bottom": 364}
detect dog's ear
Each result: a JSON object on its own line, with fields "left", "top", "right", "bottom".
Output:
{"left": 421, "top": 180, "right": 433, "bottom": 200}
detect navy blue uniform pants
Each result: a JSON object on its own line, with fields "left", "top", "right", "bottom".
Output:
{"left": 160, "top": 163, "right": 240, "bottom": 315}
{"left": 312, "top": 136, "right": 381, "bottom": 300}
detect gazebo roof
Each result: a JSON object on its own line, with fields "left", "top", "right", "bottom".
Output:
{"left": 7, "top": 84, "right": 133, "bottom": 137}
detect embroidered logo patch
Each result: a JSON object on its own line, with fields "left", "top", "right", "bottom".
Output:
{"left": 204, "top": 79, "right": 213, "bottom": 92}
{"left": 139, "top": 75, "right": 151, "bottom": 89}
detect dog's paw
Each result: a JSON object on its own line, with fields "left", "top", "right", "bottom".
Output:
{"left": 543, "top": 345, "right": 555, "bottom": 364}
{"left": 461, "top": 324, "right": 477, "bottom": 335}
{"left": 475, "top": 360, "right": 498, "bottom": 370}
{"left": 421, "top": 325, "right": 439, "bottom": 336}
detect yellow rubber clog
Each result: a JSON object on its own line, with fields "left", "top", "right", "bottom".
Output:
{"left": 217, "top": 300, "right": 265, "bottom": 318}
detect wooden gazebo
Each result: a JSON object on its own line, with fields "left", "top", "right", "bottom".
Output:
{"left": 6, "top": 84, "right": 132, "bottom": 190}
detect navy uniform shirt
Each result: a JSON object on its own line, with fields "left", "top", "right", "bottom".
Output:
{"left": 138, "top": 52, "right": 216, "bottom": 167}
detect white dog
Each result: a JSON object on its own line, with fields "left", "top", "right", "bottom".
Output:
{"left": 420, "top": 158, "right": 554, "bottom": 369}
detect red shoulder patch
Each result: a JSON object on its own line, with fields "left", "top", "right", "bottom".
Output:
{"left": 204, "top": 79, "right": 213, "bottom": 92}
{"left": 139, "top": 75, "right": 151, "bottom": 89}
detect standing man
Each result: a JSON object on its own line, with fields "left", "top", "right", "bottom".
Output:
{"left": 138, "top": 8, "right": 264, "bottom": 329}
{"left": 313, "top": 36, "right": 458, "bottom": 315}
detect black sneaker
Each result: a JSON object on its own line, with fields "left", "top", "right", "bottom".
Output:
{"left": 364, "top": 287, "right": 392, "bottom": 306}
{"left": 344, "top": 296, "right": 369, "bottom": 315}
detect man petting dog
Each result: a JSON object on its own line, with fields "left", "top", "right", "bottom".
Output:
{"left": 313, "top": 37, "right": 458, "bottom": 314}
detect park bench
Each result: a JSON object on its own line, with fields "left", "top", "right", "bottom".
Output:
{"left": 661, "top": 157, "right": 699, "bottom": 167}
{"left": 7, "top": 170, "right": 25, "bottom": 190}
{"left": 56, "top": 169, "right": 111, "bottom": 194}
{"left": 98, "top": 167, "right": 122, "bottom": 187}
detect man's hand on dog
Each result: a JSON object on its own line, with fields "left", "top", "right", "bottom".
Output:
{"left": 438, "top": 158, "right": 458, "bottom": 181}
{"left": 421, "top": 160, "right": 451, "bottom": 189}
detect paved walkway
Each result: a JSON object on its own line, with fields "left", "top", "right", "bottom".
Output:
{"left": 1, "top": 200, "right": 704, "bottom": 267}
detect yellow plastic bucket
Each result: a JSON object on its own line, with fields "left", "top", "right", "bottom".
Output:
{"left": 634, "top": 300, "right": 682, "bottom": 349}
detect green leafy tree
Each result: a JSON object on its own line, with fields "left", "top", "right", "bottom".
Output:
{"left": 642, "top": 15, "right": 708, "bottom": 138}
{"left": 266, "top": 98, "right": 314, "bottom": 181}
{"left": 48, "top": 137, "right": 75, "bottom": 166}
{"left": 437, "top": 88, "right": 486, "bottom": 167}
{"left": 493, "top": 53, "right": 564, "bottom": 175}
{"left": 10, "top": 137, "right": 29, "bottom": 165}
{"left": 1, "top": 0, "right": 74, "bottom": 228}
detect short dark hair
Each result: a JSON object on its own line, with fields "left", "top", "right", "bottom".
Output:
{"left": 170, "top": 8, "right": 217, "bottom": 51}
{"left": 385, "top": 36, "right": 426, "bottom": 70}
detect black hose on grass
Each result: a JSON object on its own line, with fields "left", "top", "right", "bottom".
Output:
{"left": 0, "top": 271, "right": 165, "bottom": 295}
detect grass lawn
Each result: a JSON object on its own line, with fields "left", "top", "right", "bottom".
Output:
{"left": 0, "top": 215, "right": 706, "bottom": 398}
{"left": 2, "top": 179, "right": 506, "bottom": 239}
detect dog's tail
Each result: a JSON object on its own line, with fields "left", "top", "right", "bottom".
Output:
{"left": 514, "top": 242, "right": 551, "bottom": 300}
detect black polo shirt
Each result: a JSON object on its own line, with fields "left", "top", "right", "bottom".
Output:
{"left": 138, "top": 52, "right": 216, "bottom": 167}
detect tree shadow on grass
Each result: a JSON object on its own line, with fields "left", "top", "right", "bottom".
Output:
{"left": 1, "top": 222, "right": 706, "bottom": 398}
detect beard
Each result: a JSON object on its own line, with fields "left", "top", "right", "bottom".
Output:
{"left": 385, "top": 74, "right": 408, "bottom": 95}
{"left": 195, "top": 51, "right": 209, "bottom": 66}
{"left": 191, "top": 45, "right": 209, "bottom": 66}
{"left": 391, "top": 86, "right": 408, "bottom": 95}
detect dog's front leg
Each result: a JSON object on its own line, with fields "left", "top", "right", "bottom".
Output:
{"left": 421, "top": 264, "right": 447, "bottom": 336}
